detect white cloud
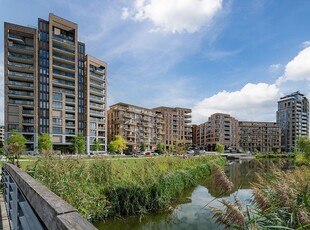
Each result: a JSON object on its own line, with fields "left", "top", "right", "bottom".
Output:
{"left": 192, "top": 83, "right": 281, "bottom": 124}
{"left": 302, "top": 41, "right": 310, "bottom": 48}
{"left": 269, "top": 63, "right": 282, "bottom": 73}
{"left": 123, "top": 0, "right": 223, "bottom": 33}
{"left": 276, "top": 46, "right": 310, "bottom": 85}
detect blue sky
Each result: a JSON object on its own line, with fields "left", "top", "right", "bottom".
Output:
{"left": 1, "top": 0, "right": 310, "bottom": 125}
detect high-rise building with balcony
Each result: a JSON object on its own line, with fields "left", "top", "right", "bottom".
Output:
{"left": 4, "top": 14, "right": 107, "bottom": 154}
{"left": 277, "top": 91, "right": 309, "bottom": 152}
{"left": 152, "top": 107, "right": 192, "bottom": 150}
{"left": 107, "top": 103, "right": 164, "bottom": 152}
{"left": 0, "top": 126, "right": 4, "bottom": 144}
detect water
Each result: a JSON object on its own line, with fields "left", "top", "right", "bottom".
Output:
{"left": 95, "top": 159, "right": 292, "bottom": 230}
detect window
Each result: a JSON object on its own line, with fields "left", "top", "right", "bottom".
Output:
{"left": 53, "top": 93, "right": 62, "bottom": 100}
{"left": 53, "top": 127, "right": 62, "bottom": 134}
{"left": 53, "top": 118, "right": 62, "bottom": 126}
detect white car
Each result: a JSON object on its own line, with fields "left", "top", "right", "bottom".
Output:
{"left": 187, "top": 150, "right": 194, "bottom": 155}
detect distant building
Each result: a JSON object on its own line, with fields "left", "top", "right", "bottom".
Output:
{"left": 4, "top": 14, "right": 107, "bottom": 154}
{"left": 107, "top": 103, "right": 164, "bottom": 152}
{"left": 152, "top": 107, "right": 192, "bottom": 150}
{"left": 238, "top": 121, "right": 281, "bottom": 152}
{"left": 192, "top": 124, "right": 198, "bottom": 146}
{"left": 196, "top": 113, "right": 281, "bottom": 153}
{"left": 0, "top": 126, "right": 4, "bottom": 144}
{"left": 197, "top": 113, "right": 239, "bottom": 151}
{"left": 277, "top": 91, "right": 309, "bottom": 152}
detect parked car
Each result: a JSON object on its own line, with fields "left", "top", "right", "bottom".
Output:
{"left": 199, "top": 150, "right": 206, "bottom": 154}
{"left": 145, "top": 151, "right": 152, "bottom": 156}
{"left": 187, "top": 150, "right": 194, "bottom": 155}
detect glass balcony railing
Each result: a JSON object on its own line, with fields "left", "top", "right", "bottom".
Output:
{"left": 66, "top": 122, "right": 75, "bottom": 127}
{"left": 66, "top": 113, "right": 75, "bottom": 118}
{"left": 53, "top": 61, "right": 75, "bottom": 70}
{"left": 90, "top": 79, "right": 104, "bottom": 86}
{"left": 9, "top": 43, "right": 34, "bottom": 51}
{"left": 90, "top": 102, "right": 104, "bottom": 108}
{"left": 53, "top": 87, "right": 75, "bottom": 95}
{"left": 52, "top": 34, "right": 74, "bottom": 45}
{"left": 8, "top": 34, "right": 24, "bottom": 40}
{"left": 52, "top": 43, "right": 75, "bottom": 54}
{"left": 66, "top": 106, "right": 75, "bottom": 111}
{"left": 53, "top": 69, "right": 75, "bottom": 78}
{"left": 90, "top": 86, "right": 104, "bottom": 94}
{"left": 90, "top": 109, "right": 104, "bottom": 115}
{"left": 65, "top": 129, "right": 75, "bottom": 135}
{"left": 90, "top": 71, "right": 104, "bottom": 79}
{"left": 9, "top": 99, "right": 34, "bottom": 105}
{"left": 53, "top": 78, "right": 75, "bottom": 87}
{"left": 8, "top": 52, "right": 33, "bottom": 60}
{"left": 8, "top": 61, "right": 33, "bottom": 69}
{"left": 90, "top": 94, "right": 104, "bottom": 101}
{"left": 90, "top": 117, "right": 104, "bottom": 122}
{"left": 8, "top": 80, "right": 33, "bottom": 88}
{"left": 8, "top": 90, "right": 34, "bottom": 97}
{"left": 65, "top": 97, "right": 75, "bottom": 103}
{"left": 8, "top": 70, "right": 33, "bottom": 79}
{"left": 53, "top": 52, "right": 75, "bottom": 62}
{"left": 23, "top": 119, "right": 34, "bottom": 124}
{"left": 23, "top": 110, "right": 34, "bottom": 115}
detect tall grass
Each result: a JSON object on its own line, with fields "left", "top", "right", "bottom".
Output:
{"left": 27, "top": 155, "right": 225, "bottom": 221}
{"left": 210, "top": 163, "right": 310, "bottom": 229}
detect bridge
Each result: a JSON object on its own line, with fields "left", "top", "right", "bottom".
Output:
{"left": 1, "top": 163, "right": 97, "bottom": 230}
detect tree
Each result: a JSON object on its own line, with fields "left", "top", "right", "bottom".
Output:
{"left": 38, "top": 133, "right": 53, "bottom": 155}
{"left": 169, "top": 145, "right": 176, "bottom": 153}
{"left": 156, "top": 142, "right": 166, "bottom": 154}
{"left": 7, "top": 131, "right": 27, "bottom": 167}
{"left": 73, "top": 133, "right": 86, "bottom": 155}
{"left": 175, "top": 140, "right": 187, "bottom": 155}
{"left": 296, "top": 136, "right": 310, "bottom": 160}
{"left": 140, "top": 142, "right": 146, "bottom": 152}
{"left": 216, "top": 143, "right": 224, "bottom": 154}
{"left": 108, "top": 135, "right": 127, "bottom": 154}
{"left": 93, "top": 139, "right": 102, "bottom": 154}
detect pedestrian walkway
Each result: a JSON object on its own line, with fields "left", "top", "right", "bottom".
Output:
{"left": 0, "top": 194, "right": 10, "bottom": 230}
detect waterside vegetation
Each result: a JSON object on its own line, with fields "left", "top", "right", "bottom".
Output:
{"left": 27, "top": 155, "right": 225, "bottom": 222}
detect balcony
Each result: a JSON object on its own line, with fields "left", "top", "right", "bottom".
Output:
{"left": 90, "top": 86, "right": 104, "bottom": 94}
{"left": 52, "top": 34, "right": 75, "bottom": 46}
{"left": 8, "top": 42, "right": 34, "bottom": 55}
{"left": 9, "top": 99, "right": 33, "bottom": 106}
{"left": 8, "top": 80, "right": 33, "bottom": 88}
{"left": 53, "top": 52, "right": 75, "bottom": 63}
{"left": 8, "top": 90, "right": 33, "bottom": 97}
{"left": 23, "top": 118, "right": 34, "bottom": 124}
{"left": 53, "top": 78, "right": 75, "bottom": 88}
{"left": 8, "top": 70, "right": 33, "bottom": 80}
{"left": 52, "top": 43, "right": 75, "bottom": 54}
{"left": 8, "top": 52, "right": 33, "bottom": 64}
{"left": 8, "top": 34, "right": 25, "bottom": 43}
{"left": 53, "top": 69, "right": 75, "bottom": 79}
{"left": 66, "top": 122, "right": 75, "bottom": 127}
{"left": 90, "top": 78, "right": 104, "bottom": 87}
{"left": 53, "top": 61, "right": 75, "bottom": 72}
{"left": 8, "top": 61, "right": 33, "bottom": 73}
{"left": 90, "top": 71, "right": 104, "bottom": 80}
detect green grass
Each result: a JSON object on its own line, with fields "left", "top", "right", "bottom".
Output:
{"left": 26, "top": 155, "right": 225, "bottom": 221}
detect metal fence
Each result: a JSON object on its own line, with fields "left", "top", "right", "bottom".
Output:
{"left": 2, "top": 168, "right": 46, "bottom": 230}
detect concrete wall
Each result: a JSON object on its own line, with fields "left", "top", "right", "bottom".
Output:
{"left": 2, "top": 163, "right": 97, "bottom": 230}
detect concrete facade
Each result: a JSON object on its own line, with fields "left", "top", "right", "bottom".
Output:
{"left": 0, "top": 126, "right": 4, "bottom": 144}
{"left": 4, "top": 14, "right": 107, "bottom": 154}
{"left": 277, "top": 91, "right": 309, "bottom": 152}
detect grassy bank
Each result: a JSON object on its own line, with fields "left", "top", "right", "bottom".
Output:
{"left": 253, "top": 152, "right": 295, "bottom": 158}
{"left": 27, "top": 155, "right": 225, "bottom": 221}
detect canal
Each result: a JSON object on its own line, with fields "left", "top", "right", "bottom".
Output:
{"left": 94, "top": 159, "right": 292, "bottom": 229}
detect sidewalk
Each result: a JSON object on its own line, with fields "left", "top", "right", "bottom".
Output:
{"left": 0, "top": 194, "right": 10, "bottom": 230}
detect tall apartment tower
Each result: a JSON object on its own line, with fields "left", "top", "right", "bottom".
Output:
{"left": 4, "top": 14, "right": 107, "bottom": 154}
{"left": 152, "top": 107, "right": 192, "bottom": 150}
{"left": 277, "top": 91, "right": 309, "bottom": 152}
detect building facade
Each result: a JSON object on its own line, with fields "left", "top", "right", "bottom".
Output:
{"left": 277, "top": 91, "right": 309, "bottom": 152}
{"left": 107, "top": 103, "right": 164, "bottom": 152}
{"left": 239, "top": 121, "right": 281, "bottom": 152}
{"left": 192, "top": 124, "right": 198, "bottom": 146}
{"left": 4, "top": 14, "right": 107, "bottom": 154}
{"left": 197, "top": 113, "right": 239, "bottom": 151}
{"left": 0, "top": 126, "right": 4, "bottom": 144}
{"left": 152, "top": 107, "right": 192, "bottom": 150}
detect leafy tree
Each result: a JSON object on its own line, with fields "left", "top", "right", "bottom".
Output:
{"left": 216, "top": 143, "right": 224, "bottom": 154}
{"left": 156, "top": 143, "right": 166, "bottom": 154}
{"left": 140, "top": 142, "right": 146, "bottom": 152}
{"left": 296, "top": 136, "right": 310, "bottom": 160}
{"left": 93, "top": 139, "right": 102, "bottom": 154}
{"left": 73, "top": 133, "right": 86, "bottom": 155}
{"left": 7, "top": 131, "right": 27, "bottom": 167}
{"left": 169, "top": 145, "right": 176, "bottom": 153}
{"left": 108, "top": 135, "right": 127, "bottom": 154}
{"left": 175, "top": 140, "right": 187, "bottom": 155}
{"left": 38, "top": 133, "right": 53, "bottom": 155}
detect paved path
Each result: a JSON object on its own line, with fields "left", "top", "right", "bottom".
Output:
{"left": 0, "top": 194, "right": 10, "bottom": 230}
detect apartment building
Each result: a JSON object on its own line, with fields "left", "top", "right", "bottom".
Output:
{"left": 107, "top": 103, "right": 164, "bottom": 152}
{"left": 277, "top": 91, "right": 309, "bottom": 152}
{"left": 239, "top": 121, "right": 281, "bottom": 152}
{"left": 198, "top": 113, "right": 239, "bottom": 151}
{"left": 192, "top": 124, "right": 198, "bottom": 146}
{"left": 0, "top": 126, "right": 4, "bottom": 144}
{"left": 4, "top": 14, "right": 107, "bottom": 154}
{"left": 196, "top": 113, "right": 281, "bottom": 153}
{"left": 152, "top": 107, "right": 192, "bottom": 150}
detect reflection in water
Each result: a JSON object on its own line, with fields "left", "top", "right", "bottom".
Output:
{"left": 94, "top": 159, "right": 292, "bottom": 230}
